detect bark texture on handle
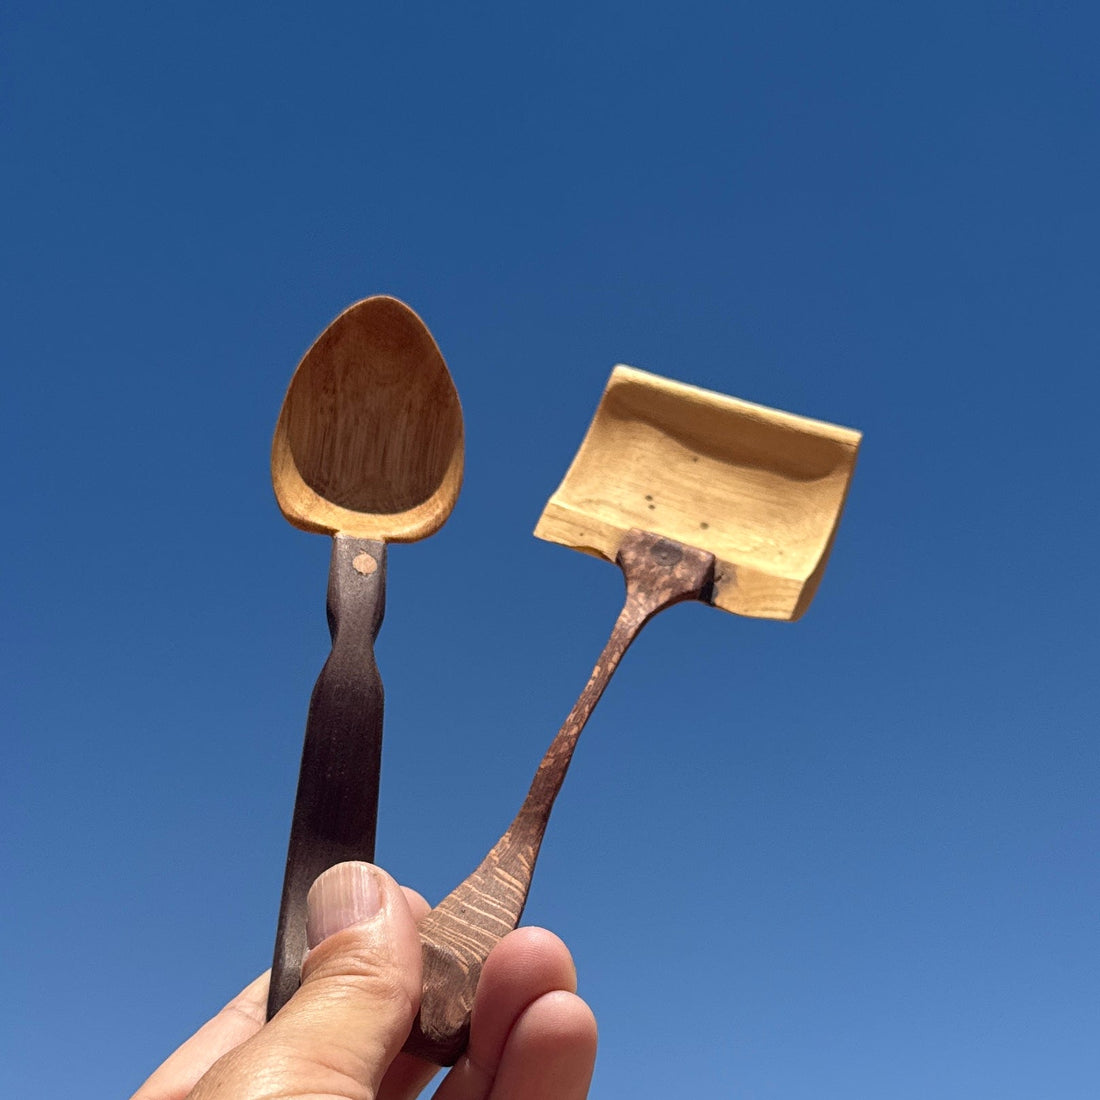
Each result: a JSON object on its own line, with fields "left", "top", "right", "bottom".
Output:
{"left": 267, "top": 534, "right": 387, "bottom": 1019}
{"left": 403, "top": 529, "right": 715, "bottom": 1063}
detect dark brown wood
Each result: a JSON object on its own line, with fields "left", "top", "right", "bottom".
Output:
{"left": 267, "top": 534, "right": 387, "bottom": 1019}
{"left": 402, "top": 528, "right": 715, "bottom": 1064}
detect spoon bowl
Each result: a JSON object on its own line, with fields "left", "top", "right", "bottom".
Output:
{"left": 272, "top": 295, "right": 464, "bottom": 539}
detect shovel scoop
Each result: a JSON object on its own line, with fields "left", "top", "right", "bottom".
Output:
{"left": 536, "top": 364, "right": 862, "bottom": 621}
{"left": 403, "top": 364, "right": 861, "bottom": 1064}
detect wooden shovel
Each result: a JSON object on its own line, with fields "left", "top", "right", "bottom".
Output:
{"left": 403, "top": 365, "right": 861, "bottom": 1063}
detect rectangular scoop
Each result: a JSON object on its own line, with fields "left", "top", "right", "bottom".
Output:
{"left": 534, "top": 365, "right": 862, "bottom": 621}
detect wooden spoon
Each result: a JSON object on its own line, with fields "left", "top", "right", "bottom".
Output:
{"left": 266, "top": 296, "right": 463, "bottom": 1019}
{"left": 403, "top": 367, "right": 859, "bottom": 1064}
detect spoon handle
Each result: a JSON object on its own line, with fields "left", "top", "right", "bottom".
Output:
{"left": 403, "top": 528, "right": 715, "bottom": 1063}
{"left": 267, "top": 534, "right": 388, "bottom": 1019}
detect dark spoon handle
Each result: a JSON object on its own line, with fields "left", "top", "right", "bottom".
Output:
{"left": 403, "top": 528, "right": 716, "bottom": 1063}
{"left": 267, "top": 534, "right": 387, "bottom": 1019}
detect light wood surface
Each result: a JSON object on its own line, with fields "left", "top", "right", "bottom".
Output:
{"left": 534, "top": 365, "right": 861, "bottom": 620}
{"left": 271, "top": 296, "right": 464, "bottom": 541}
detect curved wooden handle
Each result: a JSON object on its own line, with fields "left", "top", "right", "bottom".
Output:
{"left": 267, "top": 535, "right": 387, "bottom": 1019}
{"left": 403, "top": 529, "right": 715, "bottom": 1063}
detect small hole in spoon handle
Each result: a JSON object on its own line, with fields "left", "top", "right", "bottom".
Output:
{"left": 403, "top": 528, "right": 715, "bottom": 1064}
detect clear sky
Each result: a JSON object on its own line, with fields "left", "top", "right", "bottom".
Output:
{"left": 3, "top": 3, "right": 1099, "bottom": 1097}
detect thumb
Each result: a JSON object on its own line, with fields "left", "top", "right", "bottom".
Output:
{"left": 191, "top": 862, "right": 422, "bottom": 1100}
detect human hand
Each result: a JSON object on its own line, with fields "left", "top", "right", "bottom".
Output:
{"left": 132, "top": 861, "right": 597, "bottom": 1100}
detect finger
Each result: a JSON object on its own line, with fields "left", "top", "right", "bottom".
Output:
{"left": 401, "top": 884, "right": 431, "bottom": 921}
{"left": 374, "top": 887, "right": 459, "bottom": 1100}
{"left": 189, "top": 862, "right": 422, "bottom": 1100}
{"left": 489, "top": 989, "right": 597, "bottom": 1100}
{"left": 375, "top": 1049, "right": 444, "bottom": 1100}
{"left": 468, "top": 927, "right": 578, "bottom": 1073}
{"left": 132, "top": 878, "right": 431, "bottom": 1100}
{"left": 430, "top": 927, "right": 582, "bottom": 1100}
{"left": 130, "top": 973, "right": 268, "bottom": 1100}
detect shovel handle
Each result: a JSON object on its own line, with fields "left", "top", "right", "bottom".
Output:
{"left": 267, "top": 534, "right": 387, "bottom": 1019}
{"left": 403, "top": 528, "right": 715, "bottom": 1063}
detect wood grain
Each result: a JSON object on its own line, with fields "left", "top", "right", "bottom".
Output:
{"left": 402, "top": 529, "right": 715, "bottom": 1064}
{"left": 534, "top": 365, "right": 861, "bottom": 621}
{"left": 271, "top": 296, "right": 464, "bottom": 542}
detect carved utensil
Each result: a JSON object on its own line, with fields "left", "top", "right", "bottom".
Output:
{"left": 267, "top": 296, "right": 463, "bottom": 1019}
{"left": 404, "top": 365, "right": 860, "bottom": 1063}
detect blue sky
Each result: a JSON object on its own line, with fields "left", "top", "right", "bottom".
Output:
{"left": 3, "top": 3, "right": 1099, "bottom": 1096}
